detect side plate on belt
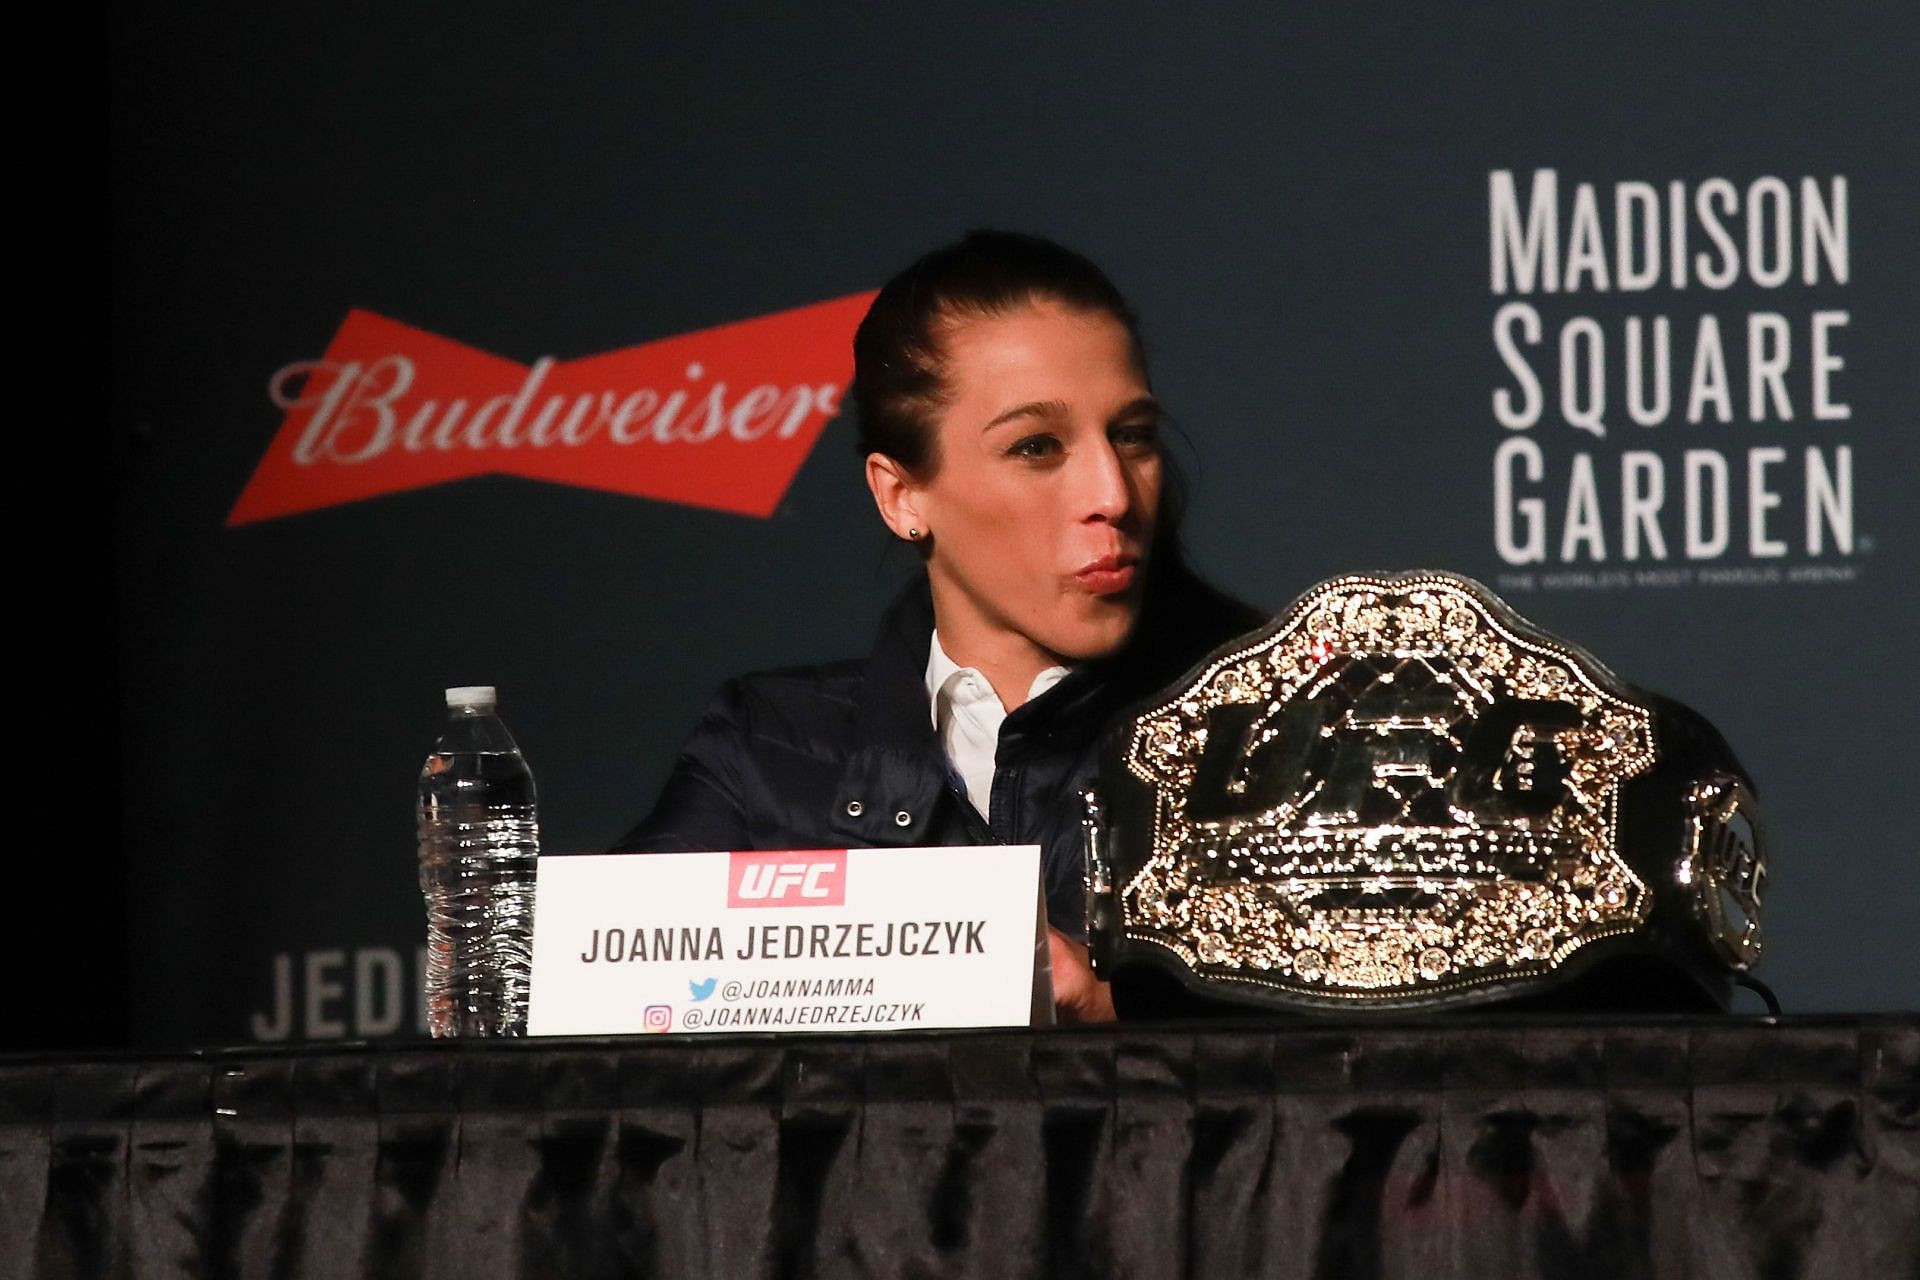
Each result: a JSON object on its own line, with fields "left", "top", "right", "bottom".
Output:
{"left": 1117, "top": 571, "right": 1659, "bottom": 1005}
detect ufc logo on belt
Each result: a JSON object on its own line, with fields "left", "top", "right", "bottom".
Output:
{"left": 1186, "top": 682, "right": 1581, "bottom": 828}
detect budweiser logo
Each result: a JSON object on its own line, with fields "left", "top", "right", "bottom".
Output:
{"left": 727, "top": 850, "right": 848, "bottom": 908}
{"left": 229, "top": 292, "right": 875, "bottom": 525}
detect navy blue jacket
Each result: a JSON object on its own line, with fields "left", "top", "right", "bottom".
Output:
{"left": 615, "top": 566, "right": 1263, "bottom": 935}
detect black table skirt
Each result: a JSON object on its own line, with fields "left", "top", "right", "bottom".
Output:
{"left": 5, "top": 1016, "right": 1916, "bottom": 1279}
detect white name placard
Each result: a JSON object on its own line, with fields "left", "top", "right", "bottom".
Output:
{"left": 527, "top": 845, "right": 1048, "bottom": 1036}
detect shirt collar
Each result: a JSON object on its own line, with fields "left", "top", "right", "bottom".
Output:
{"left": 925, "top": 630, "right": 1071, "bottom": 728}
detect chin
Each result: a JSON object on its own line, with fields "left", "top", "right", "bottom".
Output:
{"left": 1045, "top": 599, "right": 1142, "bottom": 662}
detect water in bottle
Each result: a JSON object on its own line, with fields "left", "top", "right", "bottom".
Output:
{"left": 417, "top": 685, "right": 540, "bottom": 1036}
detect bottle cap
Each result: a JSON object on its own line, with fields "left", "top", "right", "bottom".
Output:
{"left": 445, "top": 686, "right": 498, "bottom": 709}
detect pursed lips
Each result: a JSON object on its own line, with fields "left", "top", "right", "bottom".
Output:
{"left": 1073, "top": 553, "right": 1138, "bottom": 596}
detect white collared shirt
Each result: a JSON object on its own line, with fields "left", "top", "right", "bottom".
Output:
{"left": 925, "top": 631, "right": 1070, "bottom": 823}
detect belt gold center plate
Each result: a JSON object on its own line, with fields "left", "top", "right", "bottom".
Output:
{"left": 1120, "top": 572, "right": 1658, "bottom": 1003}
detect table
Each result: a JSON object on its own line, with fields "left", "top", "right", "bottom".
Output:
{"left": 4, "top": 1016, "right": 1915, "bottom": 1279}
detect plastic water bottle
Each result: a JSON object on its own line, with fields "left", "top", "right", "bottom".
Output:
{"left": 417, "top": 686, "right": 540, "bottom": 1037}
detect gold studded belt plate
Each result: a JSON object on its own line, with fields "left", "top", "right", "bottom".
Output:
{"left": 1085, "top": 571, "right": 1767, "bottom": 1013}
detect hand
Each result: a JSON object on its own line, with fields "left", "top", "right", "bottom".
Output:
{"left": 1048, "top": 927, "right": 1116, "bottom": 1023}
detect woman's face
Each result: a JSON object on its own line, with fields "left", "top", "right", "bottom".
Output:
{"left": 886, "top": 300, "right": 1163, "bottom": 670}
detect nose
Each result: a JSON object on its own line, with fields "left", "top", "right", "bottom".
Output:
{"left": 1075, "top": 438, "right": 1134, "bottom": 524}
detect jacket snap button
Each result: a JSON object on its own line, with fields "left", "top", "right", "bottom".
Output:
{"left": 846, "top": 800, "right": 863, "bottom": 817}
{"left": 894, "top": 810, "right": 912, "bottom": 827}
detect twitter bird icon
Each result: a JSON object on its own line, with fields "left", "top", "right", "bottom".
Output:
{"left": 689, "top": 977, "right": 717, "bottom": 1002}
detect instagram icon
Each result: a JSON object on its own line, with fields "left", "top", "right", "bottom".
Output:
{"left": 642, "top": 1005, "right": 673, "bottom": 1033}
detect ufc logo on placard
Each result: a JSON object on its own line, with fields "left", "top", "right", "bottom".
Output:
{"left": 727, "top": 851, "right": 848, "bottom": 908}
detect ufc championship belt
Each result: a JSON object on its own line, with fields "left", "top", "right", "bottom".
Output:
{"left": 1085, "top": 571, "right": 1768, "bottom": 1014}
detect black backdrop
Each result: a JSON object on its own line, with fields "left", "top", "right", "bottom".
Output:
{"left": 110, "top": 5, "right": 1920, "bottom": 1049}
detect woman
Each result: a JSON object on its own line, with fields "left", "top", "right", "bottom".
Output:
{"left": 617, "top": 230, "right": 1263, "bottom": 1020}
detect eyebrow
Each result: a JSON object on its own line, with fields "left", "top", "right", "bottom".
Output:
{"left": 984, "top": 399, "right": 1071, "bottom": 430}
{"left": 983, "top": 395, "right": 1162, "bottom": 431}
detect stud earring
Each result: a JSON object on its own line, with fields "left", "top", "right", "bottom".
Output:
{"left": 907, "top": 528, "right": 923, "bottom": 540}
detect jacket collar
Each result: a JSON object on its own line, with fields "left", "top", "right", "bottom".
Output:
{"left": 823, "top": 563, "right": 1264, "bottom": 844}
{"left": 826, "top": 577, "right": 951, "bottom": 845}
{"left": 852, "top": 575, "right": 1128, "bottom": 760}
{"left": 852, "top": 575, "right": 943, "bottom": 750}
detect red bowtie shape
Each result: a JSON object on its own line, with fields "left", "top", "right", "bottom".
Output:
{"left": 229, "top": 291, "right": 876, "bottom": 525}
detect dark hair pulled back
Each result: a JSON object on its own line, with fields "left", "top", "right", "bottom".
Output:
{"left": 851, "top": 230, "right": 1147, "bottom": 473}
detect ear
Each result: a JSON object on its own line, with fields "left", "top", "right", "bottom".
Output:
{"left": 865, "top": 452, "right": 927, "bottom": 541}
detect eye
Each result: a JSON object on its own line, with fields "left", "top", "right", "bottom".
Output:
{"left": 1110, "top": 420, "right": 1161, "bottom": 452}
{"left": 1006, "top": 433, "right": 1062, "bottom": 460}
